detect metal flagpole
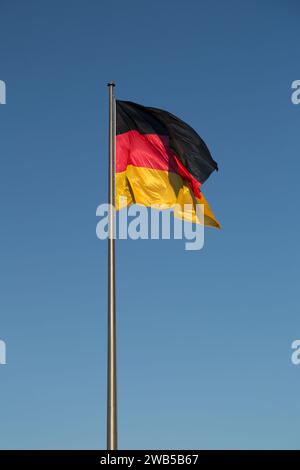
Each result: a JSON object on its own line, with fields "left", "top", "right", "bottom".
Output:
{"left": 107, "top": 81, "right": 117, "bottom": 450}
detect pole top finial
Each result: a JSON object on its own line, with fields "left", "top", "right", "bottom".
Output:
{"left": 107, "top": 81, "right": 115, "bottom": 87}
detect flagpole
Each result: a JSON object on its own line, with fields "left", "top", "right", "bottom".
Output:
{"left": 107, "top": 81, "right": 117, "bottom": 450}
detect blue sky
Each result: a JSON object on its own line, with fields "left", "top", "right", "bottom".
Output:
{"left": 0, "top": 0, "right": 300, "bottom": 449}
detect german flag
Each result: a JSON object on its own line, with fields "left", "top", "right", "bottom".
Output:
{"left": 116, "top": 101, "right": 220, "bottom": 228}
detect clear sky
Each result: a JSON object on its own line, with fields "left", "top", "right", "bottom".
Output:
{"left": 0, "top": 0, "right": 300, "bottom": 450}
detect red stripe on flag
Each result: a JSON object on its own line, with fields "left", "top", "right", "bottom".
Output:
{"left": 116, "top": 130, "right": 202, "bottom": 199}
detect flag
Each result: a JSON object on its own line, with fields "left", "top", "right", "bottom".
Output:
{"left": 115, "top": 100, "right": 220, "bottom": 227}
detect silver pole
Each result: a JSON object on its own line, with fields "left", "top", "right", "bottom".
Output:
{"left": 107, "top": 81, "right": 117, "bottom": 450}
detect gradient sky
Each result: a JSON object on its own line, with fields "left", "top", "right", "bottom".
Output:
{"left": 0, "top": 0, "right": 300, "bottom": 450}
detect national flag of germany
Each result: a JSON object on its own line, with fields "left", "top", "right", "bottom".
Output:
{"left": 116, "top": 101, "right": 220, "bottom": 228}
